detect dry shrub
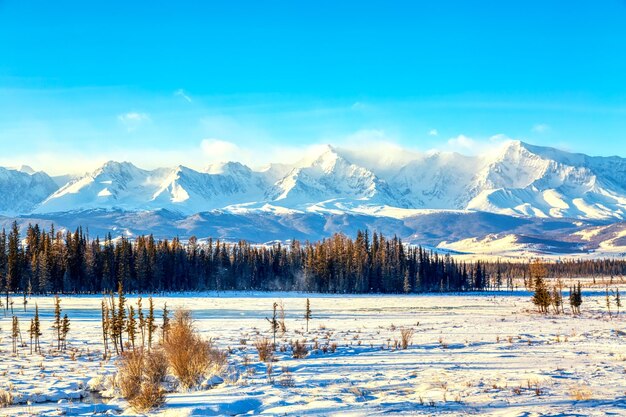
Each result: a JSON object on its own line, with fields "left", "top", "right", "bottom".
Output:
{"left": 255, "top": 337, "right": 274, "bottom": 362}
{"left": 400, "top": 328, "right": 414, "bottom": 350}
{"left": 131, "top": 382, "right": 165, "bottom": 412}
{"left": 117, "top": 349, "right": 166, "bottom": 413}
{"left": 570, "top": 386, "right": 593, "bottom": 401}
{"left": 162, "top": 309, "right": 224, "bottom": 390}
{"left": 118, "top": 350, "right": 143, "bottom": 401}
{"left": 144, "top": 349, "right": 168, "bottom": 385}
{"left": 291, "top": 340, "right": 308, "bottom": 359}
{"left": 0, "top": 390, "right": 13, "bottom": 407}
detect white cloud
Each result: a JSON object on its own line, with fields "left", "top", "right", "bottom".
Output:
{"left": 117, "top": 112, "right": 150, "bottom": 131}
{"left": 200, "top": 138, "right": 242, "bottom": 163}
{"left": 489, "top": 133, "right": 513, "bottom": 143}
{"left": 428, "top": 129, "right": 438, "bottom": 136}
{"left": 532, "top": 123, "right": 550, "bottom": 133}
{"left": 447, "top": 134, "right": 475, "bottom": 150}
{"left": 174, "top": 89, "right": 192, "bottom": 103}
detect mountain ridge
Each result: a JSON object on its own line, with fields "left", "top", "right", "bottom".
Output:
{"left": 7, "top": 140, "right": 626, "bottom": 221}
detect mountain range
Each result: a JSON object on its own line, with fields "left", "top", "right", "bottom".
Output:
{"left": 3, "top": 140, "right": 626, "bottom": 258}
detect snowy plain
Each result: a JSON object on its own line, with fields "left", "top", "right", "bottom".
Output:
{"left": 1, "top": 286, "right": 626, "bottom": 416}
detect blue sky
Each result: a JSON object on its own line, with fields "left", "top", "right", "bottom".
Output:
{"left": 1, "top": 1, "right": 625, "bottom": 173}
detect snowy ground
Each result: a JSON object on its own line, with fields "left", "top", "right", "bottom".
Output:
{"left": 1, "top": 288, "right": 626, "bottom": 416}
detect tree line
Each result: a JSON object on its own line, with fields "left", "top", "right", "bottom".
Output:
{"left": 0, "top": 222, "right": 624, "bottom": 296}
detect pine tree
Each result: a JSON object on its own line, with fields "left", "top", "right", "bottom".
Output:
{"left": 29, "top": 318, "right": 35, "bottom": 355}
{"left": 551, "top": 285, "right": 562, "bottom": 314}
{"left": 530, "top": 261, "right": 551, "bottom": 314}
{"left": 147, "top": 296, "right": 157, "bottom": 350}
{"left": 127, "top": 305, "right": 137, "bottom": 351}
{"left": 137, "top": 296, "right": 145, "bottom": 349}
{"left": 101, "top": 299, "right": 109, "bottom": 359}
{"left": 33, "top": 304, "right": 42, "bottom": 354}
{"left": 556, "top": 278, "right": 565, "bottom": 314}
{"left": 615, "top": 288, "right": 622, "bottom": 317}
{"left": 12, "top": 316, "right": 19, "bottom": 354}
{"left": 162, "top": 302, "right": 170, "bottom": 342}
{"left": 304, "top": 298, "right": 312, "bottom": 333}
{"left": 53, "top": 295, "right": 62, "bottom": 349}
{"left": 569, "top": 282, "right": 583, "bottom": 315}
{"left": 403, "top": 269, "right": 411, "bottom": 294}
{"left": 606, "top": 286, "right": 612, "bottom": 319}
{"left": 116, "top": 281, "right": 126, "bottom": 352}
{"left": 7, "top": 222, "right": 21, "bottom": 301}
{"left": 61, "top": 313, "right": 70, "bottom": 350}
{"left": 108, "top": 292, "right": 119, "bottom": 355}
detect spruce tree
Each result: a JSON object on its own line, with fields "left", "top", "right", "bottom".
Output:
{"left": 101, "top": 299, "right": 109, "bottom": 359}
{"left": 108, "top": 292, "right": 119, "bottom": 355}
{"left": 53, "top": 295, "right": 62, "bottom": 349}
{"left": 403, "top": 269, "right": 411, "bottom": 293}
{"left": 127, "top": 305, "right": 137, "bottom": 351}
{"left": 304, "top": 298, "right": 312, "bottom": 333}
{"left": 12, "top": 316, "right": 19, "bottom": 354}
{"left": 61, "top": 313, "right": 70, "bottom": 350}
{"left": 162, "top": 302, "right": 170, "bottom": 342}
{"left": 147, "top": 296, "right": 156, "bottom": 350}
{"left": 33, "top": 304, "right": 42, "bottom": 354}
{"left": 530, "top": 261, "right": 551, "bottom": 314}
{"left": 569, "top": 282, "right": 583, "bottom": 314}
{"left": 29, "top": 318, "right": 35, "bottom": 355}
{"left": 117, "top": 281, "right": 126, "bottom": 352}
{"left": 137, "top": 296, "right": 145, "bottom": 349}
{"left": 615, "top": 288, "right": 622, "bottom": 317}
{"left": 551, "top": 285, "right": 562, "bottom": 314}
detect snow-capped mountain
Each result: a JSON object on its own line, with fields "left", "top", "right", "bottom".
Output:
{"left": 464, "top": 141, "right": 626, "bottom": 219}
{"left": 0, "top": 167, "right": 59, "bottom": 214}
{"left": 2, "top": 139, "right": 626, "bottom": 257}
{"left": 7, "top": 140, "right": 626, "bottom": 221}
{"left": 34, "top": 161, "right": 269, "bottom": 215}
{"left": 267, "top": 145, "right": 409, "bottom": 210}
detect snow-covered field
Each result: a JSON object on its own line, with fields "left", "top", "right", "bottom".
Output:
{"left": 2, "top": 289, "right": 626, "bottom": 416}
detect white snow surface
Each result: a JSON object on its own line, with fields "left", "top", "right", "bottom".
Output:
{"left": 2, "top": 289, "right": 626, "bottom": 416}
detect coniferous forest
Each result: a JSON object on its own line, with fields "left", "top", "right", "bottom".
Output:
{"left": 0, "top": 222, "right": 624, "bottom": 296}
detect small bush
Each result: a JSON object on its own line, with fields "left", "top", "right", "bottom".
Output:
{"left": 400, "top": 328, "right": 414, "bottom": 350}
{"left": 0, "top": 390, "right": 13, "bottom": 407}
{"left": 291, "top": 340, "right": 308, "bottom": 359}
{"left": 570, "top": 386, "right": 592, "bottom": 401}
{"left": 162, "top": 309, "right": 224, "bottom": 390}
{"left": 255, "top": 337, "right": 274, "bottom": 362}
{"left": 118, "top": 351, "right": 143, "bottom": 401}
{"left": 132, "top": 382, "right": 166, "bottom": 412}
{"left": 117, "top": 349, "right": 166, "bottom": 413}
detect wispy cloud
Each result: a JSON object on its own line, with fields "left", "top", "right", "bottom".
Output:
{"left": 428, "top": 129, "right": 438, "bottom": 136}
{"left": 444, "top": 133, "right": 512, "bottom": 154}
{"left": 174, "top": 89, "right": 192, "bottom": 103}
{"left": 532, "top": 123, "right": 550, "bottom": 133}
{"left": 118, "top": 112, "right": 150, "bottom": 131}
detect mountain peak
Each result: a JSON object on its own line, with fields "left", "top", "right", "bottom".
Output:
{"left": 206, "top": 161, "right": 252, "bottom": 175}
{"left": 5, "top": 165, "right": 38, "bottom": 175}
